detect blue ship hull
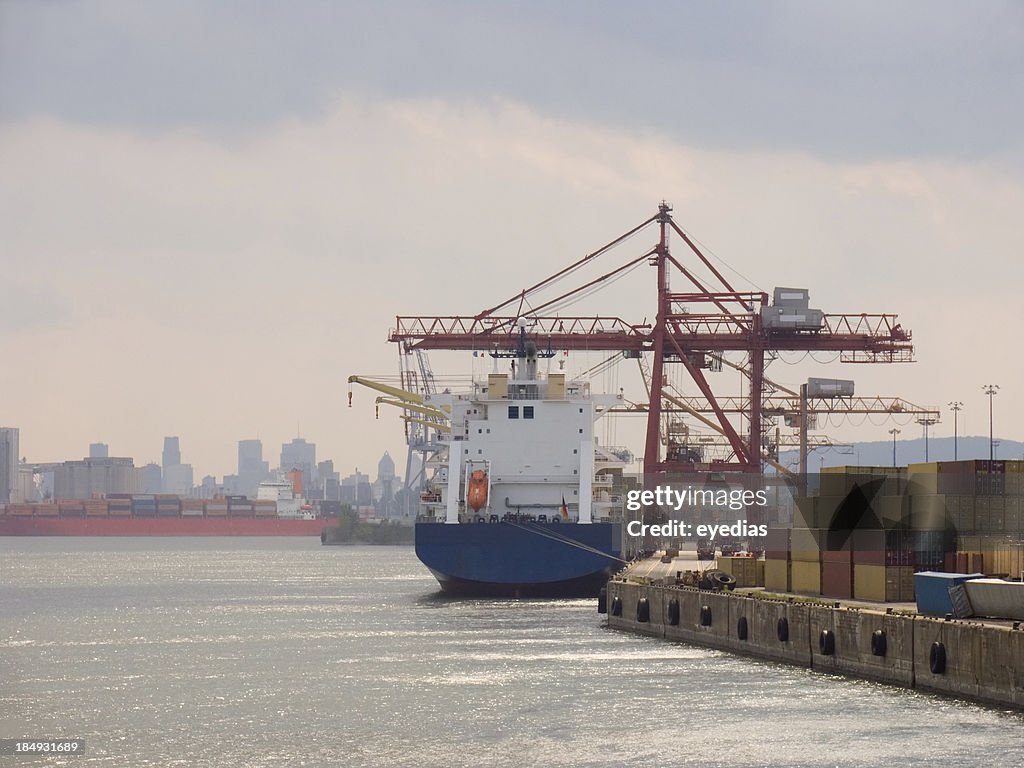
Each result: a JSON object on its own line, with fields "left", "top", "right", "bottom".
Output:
{"left": 415, "top": 520, "right": 623, "bottom": 597}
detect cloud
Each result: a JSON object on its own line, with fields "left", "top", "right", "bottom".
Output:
{"left": 1, "top": 95, "right": 1021, "bottom": 474}
{"left": 3, "top": 2, "right": 1023, "bottom": 163}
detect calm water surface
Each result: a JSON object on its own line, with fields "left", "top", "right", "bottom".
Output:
{"left": 1, "top": 538, "right": 1020, "bottom": 767}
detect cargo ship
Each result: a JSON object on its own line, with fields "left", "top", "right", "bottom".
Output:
{"left": 0, "top": 494, "right": 325, "bottom": 536}
{"left": 410, "top": 327, "right": 626, "bottom": 597}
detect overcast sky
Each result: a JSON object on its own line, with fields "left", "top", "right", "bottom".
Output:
{"left": 2, "top": 1, "right": 1022, "bottom": 477}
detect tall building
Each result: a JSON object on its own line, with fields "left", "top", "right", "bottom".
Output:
{"left": 239, "top": 440, "right": 268, "bottom": 474}
{"left": 341, "top": 470, "right": 372, "bottom": 507}
{"left": 162, "top": 436, "right": 181, "bottom": 468}
{"left": 163, "top": 463, "right": 194, "bottom": 495}
{"left": 237, "top": 439, "right": 270, "bottom": 497}
{"left": 89, "top": 442, "right": 109, "bottom": 459}
{"left": 53, "top": 457, "right": 141, "bottom": 500}
{"left": 280, "top": 438, "right": 316, "bottom": 494}
{"left": 376, "top": 452, "right": 397, "bottom": 517}
{"left": 316, "top": 459, "right": 340, "bottom": 501}
{"left": 160, "top": 436, "right": 192, "bottom": 495}
{"left": 0, "top": 427, "right": 19, "bottom": 503}
{"left": 200, "top": 475, "right": 220, "bottom": 498}
{"left": 142, "top": 463, "right": 163, "bottom": 493}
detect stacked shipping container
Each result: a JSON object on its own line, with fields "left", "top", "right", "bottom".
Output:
{"left": 776, "top": 460, "right": 1024, "bottom": 602}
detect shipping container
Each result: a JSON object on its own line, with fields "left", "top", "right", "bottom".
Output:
{"left": 853, "top": 564, "right": 915, "bottom": 602}
{"left": 791, "top": 560, "right": 821, "bottom": 595}
{"left": 914, "top": 571, "right": 984, "bottom": 616}
{"left": 765, "top": 559, "right": 791, "bottom": 592}
{"left": 821, "top": 560, "right": 853, "bottom": 599}
{"left": 764, "top": 527, "right": 790, "bottom": 560}
{"left": 852, "top": 529, "right": 886, "bottom": 565}
{"left": 909, "top": 494, "right": 951, "bottom": 530}
{"left": 806, "top": 378, "right": 854, "bottom": 398}
{"left": 789, "top": 528, "right": 821, "bottom": 562}
{"left": 718, "top": 556, "right": 760, "bottom": 587}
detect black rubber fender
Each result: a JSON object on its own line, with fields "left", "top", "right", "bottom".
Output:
{"left": 777, "top": 617, "right": 789, "bottom": 642}
{"left": 667, "top": 598, "right": 680, "bottom": 626}
{"left": 819, "top": 629, "right": 836, "bottom": 656}
{"left": 597, "top": 587, "right": 607, "bottom": 614}
{"left": 700, "top": 604, "right": 712, "bottom": 627}
{"left": 610, "top": 596, "right": 622, "bottom": 617}
{"left": 636, "top": 597, "right": 650, "bottom": 623}
{"left": 737, "top": 616, "right": 749, "bottom": 641}
{"left": 929, "top": 641, "right": 947, "bottom": 674}
{"left": 870, "top": 629, "right": 887, "bottom": 657}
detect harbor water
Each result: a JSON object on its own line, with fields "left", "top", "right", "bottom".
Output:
{"left": 2, "top": 539, "right": 1021, "bottom": 767}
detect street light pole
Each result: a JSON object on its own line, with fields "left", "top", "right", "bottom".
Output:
{"left": 916, "top": 416, "right": 938, "bottom": 462}
{"left": 888, "top": 427, "right": 901, "bottom": 467}
{"left": 982, "top": 385, "right": 1000, "bottom": 463}
{"left": 948, "top": 401, "right": 963, "bottom": 461}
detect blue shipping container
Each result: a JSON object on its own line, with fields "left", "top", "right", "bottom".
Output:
{"left": 914, "top": 571, "right": 985, "bottom": 616}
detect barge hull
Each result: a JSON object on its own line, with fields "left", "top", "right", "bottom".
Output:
{"left": 0, "top": 516, "right": 324, "bottom": 536}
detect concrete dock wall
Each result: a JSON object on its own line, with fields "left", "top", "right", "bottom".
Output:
{"left": 606, "top": 580, "right": 1023, "bottom": 709}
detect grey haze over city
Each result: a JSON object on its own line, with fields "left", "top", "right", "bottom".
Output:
{"left": 1, "top": 1, "right": 1022, "bottom": 480}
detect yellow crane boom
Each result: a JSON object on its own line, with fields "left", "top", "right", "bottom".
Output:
{"left": 375, "top": 397, "right": 450, "bottom": 422}
{"left": 347, "top": 375, "right": 425, "bottom": 406}
{"left": 400, "top": 416, "right": 452, "bottom": 433}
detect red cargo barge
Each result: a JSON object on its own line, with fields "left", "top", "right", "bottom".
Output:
{"left": 0, "top": 516, "right": 324, "bottom": 536}
{"left": 0, "top": 496, "right": 326, "bottom": 536}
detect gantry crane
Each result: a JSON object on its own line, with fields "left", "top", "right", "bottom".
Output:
{"left": 389, "top": 203, "right": 925, "bottom": 476}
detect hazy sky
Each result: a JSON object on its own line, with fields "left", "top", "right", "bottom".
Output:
{"left": 2, "top": 1, "right": 1022, "bottom": 477}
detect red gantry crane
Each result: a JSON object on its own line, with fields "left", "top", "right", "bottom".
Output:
{"left": 390, "top": 203, "right": 920, "bottom": 477}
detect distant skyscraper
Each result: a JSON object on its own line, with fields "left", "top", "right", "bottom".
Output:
{"left": 163, "top": 463, "right": 194, "bottom": 495}
{"left": 142, "top": 463, "right": 163, "bottom": 494}
{"left": 0, "top": 427, "right": 20, "bottom": 503}
{"left": 376, "top": 452, "right": 397, "bottom": 517}
{"left": 341, "top": 470, "right": 372, "bottom": 507}
{"left": 89, "top": 442, "right": 109, "bottom": 459}
{"left": 378, "top": 452, "right": 396, "bottom": 482}
{"left": 162, "top": 437, "right": 181, "bottom": 468}
{"left": 280, "top": 438, "right": 316, "bottom": 494}
{"left": 238, "top": 440, "right": 266, "bottom": 475}
{"left": 237, "top": 439, "right": 270, "bottom": 498}
{"left": 200, "top": 475, "right": 219, "bottom": 498}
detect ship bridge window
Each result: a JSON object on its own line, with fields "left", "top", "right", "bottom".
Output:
{"left": 523, "top": 406, "right": 535, "bottom": 419}
{"left": 508, "top": 406, "right": 519, "bottom": 419}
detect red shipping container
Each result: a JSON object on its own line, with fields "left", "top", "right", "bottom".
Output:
{"left": 821, "top": 560, "right": 853, "bottom": 599}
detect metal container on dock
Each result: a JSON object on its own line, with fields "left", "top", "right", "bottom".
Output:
{"left": 913, "top": 571, "right": 985, "bottom": 616}
{"left": 791, "top": 560, "right": 821, "bottom": 595}
{"left": 765, "top": 559, "right": 792, "bottom": 591}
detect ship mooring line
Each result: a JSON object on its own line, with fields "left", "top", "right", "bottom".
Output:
{"left": 506, "top": 521, "right": 629, "bottom": 564}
